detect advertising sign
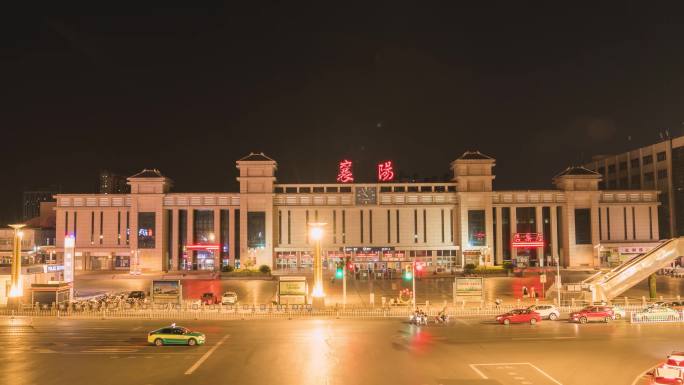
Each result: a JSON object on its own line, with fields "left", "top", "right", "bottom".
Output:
{"left": 277, "top": 276, "right": 307, "bottom": 305}
{"left": 63, "top": 235, "right": 75, "bottom": 284}
{"left": 151, "top": 280, "right": 182, "bottom": 303}
{"left": 454, "top": 277, "right": 484, "bottom": 302}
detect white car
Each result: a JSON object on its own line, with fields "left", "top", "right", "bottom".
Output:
{"left": 221, "top": 291, "right": 238, "bottom": 305}
{"left": 527, "top": 304, "right": 560, "bottom": 320}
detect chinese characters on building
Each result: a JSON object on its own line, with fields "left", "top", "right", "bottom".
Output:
{"left": 336, "top": 160, "right": 354, "bottom": 183}
{"left": 377, "top": 160, "right": 395, "bottom": 182}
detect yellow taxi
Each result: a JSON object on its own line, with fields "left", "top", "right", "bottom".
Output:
{"left": 147, "top": 324, "right": 206, "bottom": 346}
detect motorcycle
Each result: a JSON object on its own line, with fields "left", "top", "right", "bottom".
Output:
{"left": 434, "top": 314, "right": 450, "bottom": 324}
{"left": 409, "top": 313, "right": 428, "bottom": 326}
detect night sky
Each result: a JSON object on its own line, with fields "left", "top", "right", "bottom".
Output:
{"left": 2, "top": 3, "right": 684, "bottom": 224}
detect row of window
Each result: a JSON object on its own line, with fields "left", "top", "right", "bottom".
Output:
{"left": 601, "top": 169, "right": 668, "bottom": 189}
{"left": 598, "top": 151, "right": 666, "bottom": 175}
{"left": 277, "top": 209, "right": 455, "bottom": 245}
{"left": 274, "top": 185, "right": 457, "bottom": 194}
{"left": 64, "top": 211, "right": 131, "bottom": 246}
{"left": 598, "top": 206, "right": 654, "bottom": 241}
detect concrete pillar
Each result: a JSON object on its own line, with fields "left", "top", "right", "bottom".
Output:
{"left": 510, "top": 207, "right": 517, "bottom": 261}
{"left": 535, "top": 205, "right": 544, "bottom": 267}
{"left": 214, "top": 208, "right": 221, "bottom": 270}
{"left": 228, "top": 208, "right": 236, "bottom": 267}
{"left": 550, "top": 206, "right": 559, "bottom": 262}
{"left": 495, "top": 206, "right": 503, "bottom": 265}
{"left": 171, "top": 209, "right": 179, "bottom": 271}
{"left": 187, "top": 209, "right": 194, "bottom": 269}
{"left": 485, "top": 205, "right": 494, "bottom": 266}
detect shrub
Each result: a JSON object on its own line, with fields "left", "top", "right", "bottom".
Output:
{"left": 258, "top": 265, "right": 271, "bottom": 274}
{"left": 502, "top": 262, "right": 514, "bottom": 271}
{"left": 221, "top": 265, "right": 235, "bottom": 273}
{"left": 463, "top": 263, "right": 476, "bottom": 275}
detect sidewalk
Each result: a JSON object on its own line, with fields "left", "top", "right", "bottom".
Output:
{"left": 75, "top": 271, "right": 219, "bottom": 280}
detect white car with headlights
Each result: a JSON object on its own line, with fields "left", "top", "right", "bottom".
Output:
{"left": 221, "top": 291, "right": 238, "bottom": 305}
{"left": 526, "top": 304, "right": 560, "bottom": 320}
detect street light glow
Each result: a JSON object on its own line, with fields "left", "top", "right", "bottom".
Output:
{"left": 310, "top": 226, "right": 323, "bottom": 241}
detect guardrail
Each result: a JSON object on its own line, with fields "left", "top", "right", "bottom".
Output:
{"left": 629, "top": 310, "right": 684, "bottom": 324}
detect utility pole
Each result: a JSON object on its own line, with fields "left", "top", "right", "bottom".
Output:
{"left": 343, "top": 260, "right": 347, "bottom": 309}
{"left": 412, "top": 260, "right": 416, "bottom": 310}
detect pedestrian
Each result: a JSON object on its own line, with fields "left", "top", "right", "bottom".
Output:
{"left": 495, "top": 298, "right": 502, "bottom": 309}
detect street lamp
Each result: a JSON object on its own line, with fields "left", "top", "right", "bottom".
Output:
{"left": 8, "top": 224, "right": 26, "bottom": 305}
{"left": 309, "top": 223, "right": 326, "bottom": 308}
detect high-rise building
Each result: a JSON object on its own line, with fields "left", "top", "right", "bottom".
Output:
{"left": 99, "top": 170, "right": 130, "bottom": 194}
{"left": 22, "top": 189, "right": 58, "bottom": 221}
{"left": 583, "top": 135, "right": 684, "bottom": 238}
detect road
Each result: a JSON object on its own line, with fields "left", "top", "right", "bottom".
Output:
{"left": 74, "top": 270, "right": 684, "bottom": 306}
{"left": 0, "top": 316, "right": 676, "bottom": 385}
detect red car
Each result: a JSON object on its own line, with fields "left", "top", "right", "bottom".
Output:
{"left": 569, "top": 306, "right": 614, "bottom": 324}
{"left": 496, "top": 309, "right": 542, "bottom": 325}
{"left": 200, "top": 292, "right": 218, "bottom": 305}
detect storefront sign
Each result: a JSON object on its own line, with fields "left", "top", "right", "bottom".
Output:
{"left": 512, "top": 233, "right": 544, "bottom": 248}
{"left": 617, "top": 246, "right": 654, "bottom": 254}
{"left": 341, "top": 246, "right": 394, "bottom": 253}
{"left": 336, "top": 160, "right": 354, "bottom": 183}
{"left": 46, "top": 265, "right": 65, "bottom": 272}
{"left": 186, "top": 243, "right": 220, "bottom": 250}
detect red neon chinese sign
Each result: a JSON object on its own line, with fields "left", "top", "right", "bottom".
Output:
{"left": 377, "top": 160, "right": 395, "bottom": 182}
{"left": 512, "top": 233, "right": 544, "bottom": 248}
{"left": 336, "top": 160, "right": 354, "bottom": 183}
{"left": 186, "top": 244, "right": 220, "bottom": 251}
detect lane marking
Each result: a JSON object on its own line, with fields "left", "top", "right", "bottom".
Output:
{"left": 185, "top": 334, "right": 230, "bottom": 375}
{"left": 469, "top": 364, "right": 489, "bottom": 379}
{"left": 471, "top": 362, "right": 563, "bottom": 385}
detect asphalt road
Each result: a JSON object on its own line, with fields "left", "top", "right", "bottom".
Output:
{"left": 0, "top": 316, "right": 677, "bottom": 385}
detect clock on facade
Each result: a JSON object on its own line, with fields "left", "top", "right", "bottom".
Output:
{"left": 355, "top": 186, "right": 377, "bottom": 205}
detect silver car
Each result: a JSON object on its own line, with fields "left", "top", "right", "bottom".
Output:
{"left": 527, "top": 304, "right": 560, "bottom": 320}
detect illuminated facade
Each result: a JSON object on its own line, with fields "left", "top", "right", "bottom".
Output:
{"left": 54, "top": 152, "right": 661, "bottom": 272}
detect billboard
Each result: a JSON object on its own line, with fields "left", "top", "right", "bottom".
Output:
{"left": 277, "top": 276, "right": 307, "bottom": 305}
{"left": 454, "top": 277, "right": 484, "bottom": 302}
{"left": 151, "top": 280, "right": 182, "bottom": 303}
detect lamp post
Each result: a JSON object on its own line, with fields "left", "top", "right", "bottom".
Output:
{"left": 555, "top": 256, "right": 562, "bottom": 306}
{"left": 309, "top": 223, "right": 326, "bottom": 309}
{"left": 8, "top": 224, "right": 26, "bottom": 307}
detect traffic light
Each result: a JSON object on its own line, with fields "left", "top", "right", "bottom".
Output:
{"left": 403, "top": 264, "right": 413, "bottom": 281}
{"left": 415, "top": 262, "right": 424, "bottom": 272}
{"left": 335, "top": 265, "right": 344, "bottom": 279}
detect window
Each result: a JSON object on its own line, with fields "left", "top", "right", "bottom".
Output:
{"left": 658, "top": 169, "right": 668, "bottom": 179}
{"left": 643, "top": 155, "right": 653, "bottom": 165}
{"left": 137, "top": 212, "right": 156, "bottom": 249}
{"left": 619, "top": 177, "right": 628, "bottom": 187}
{"left": 608, "top": 180, "right": 617, "bottom": 189}
{"left": 117, "top": 212, "right": 121, "bottom": 245}
{"left": 632, "top": 207, "right": 636, "bottom": 240}
{"left": 278, "top": 210, "right": 282, "bottom": 244}
{"left": 413, "top": 209, "right": 418, "bottom": 243}
{"left": 90, "top": 212, "right": 95, "bottom": 244}
{"left": 220, "top": 210, "right": 230, "bottom": 262}
{"left": 441, "top": 209, "right": 445, "bottom": 243}
{"left": 299, "top": 187, "right": 311, "bottom": 193}
{"left": 423, "top": 209, "right": 427, "bottom": 243}
{"left": 234, "top": 209, "right": 240, "bottom": 260}
{"left": 407, "top": 186, "right": 419, "bottom": 192}
{"left": 516, "top": 207, "right": 536, "bottom": 233}
{"left": 125, "top": 212, "right": 129, "bottom": 244}
{"left": 619, "top": 161, "right": 627, "bottom": 171}
{"left": 313, "top": 187, "right": 324, "bottom": 193}
{"left": 342, "top": 210, "right": 346, "bottom": 243}
{"left": 339, "top": 186, "right": 352, "bottom": 193}
{"left": 360, "top": 210, "right": 364, "bottom": 243}
{"left": 394, "top": 186, "right": 405, "bottom": 192}
{"left": 631, "top": 158, "right": 640, "bottom": 168}
{"left": 468, "top": 210, "right": 486, "bottom": 246}
{"left": 598, "top": 167, "right": 605, "bottom": 175}
{"left": 65, "top": 212, "right": 69, "bottom": 236}
{"left": 420, "top": 186, "right": 432, "bottom": 192}
{"left": 606, "top": 207, "right": 611, "bottom": 240}
{"left": 447, "top": 186, "right": 457, "bottom": 192}
{"left": 608, "top": 164, "right": 616, "bottom": 174}
{"left": 287, "top": 211, "right": 291, "bottom": 244}
{"left": 178, "top": 210, "right": 187, "bottom": 269}
{"left": 644, "top": 172, "right": 654, "bottom": 182}
{"left": 434, "top": 186, "right": 445, "bottom": 192}
{"left": 387, "top": 210, "right": 391, "bottom": 243}
{"left": 657, "top": 151, "right": 666, "bottom": 162}
{"left": 369, "top": 210, "right": 373, "bottom": 243}
{"left": 631, "top": 174, "right": 641, "bottom": 188}
{"left": 166, "top": 210, "right": 173, "bottom": 270}
{"left": 99, "top": 212, "right": 103, "bottom": 244}
{"left": 396, "top": 210, "right": 400, "bottom": 243}
{"left": 326, "top": 187, "right": 339, "bottom": 193}
{"left": 449, "top": 209, "right": 454, "bottom": 242}
{"left": 274, "top": 187, "right": 284, "bottom": 193}
{"left": 285, "top": 187, "right": 297, "bottom": 193}
{"left": 380, "top": 186, "right": 392, "bottom": 193}
{"left": 649, "top": 207, "right": 653, "bottom": 239}
{"left": 247, "top": 212, "right": 266, "bottom": 248}
{"left": 193, "top": 210, "right": 214, "bottom": 244}
{"left": 574, "top": 208, "right": 591, "bottom": 245}
{"left": 333, "top": 211, "right": 337, "bottom": 244}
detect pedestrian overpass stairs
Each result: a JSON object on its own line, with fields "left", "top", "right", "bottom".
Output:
{"left": 578, "top": 237, "right": 684, "bottom": 302}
